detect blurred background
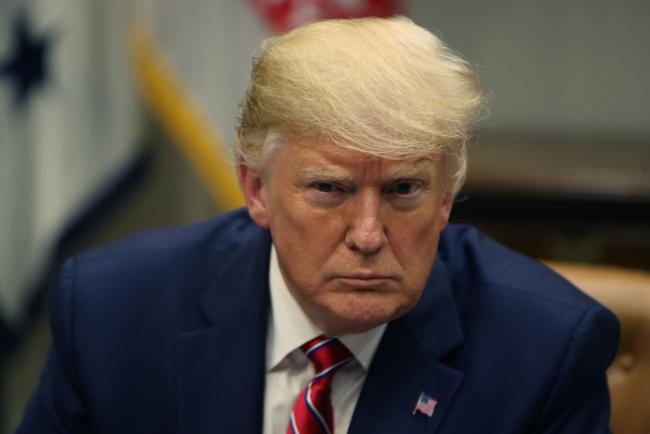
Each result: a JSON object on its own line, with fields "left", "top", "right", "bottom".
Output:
{"left": 1, "top": 0, "right": 648, "bottom": 432}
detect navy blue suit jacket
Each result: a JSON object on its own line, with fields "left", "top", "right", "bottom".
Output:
{"left": 17, "top": 209, "right": 619, "bottom": 433}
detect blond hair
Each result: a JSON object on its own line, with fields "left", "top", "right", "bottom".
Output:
{"left": 236, "top": 16, "right": 484, "bottom": 194}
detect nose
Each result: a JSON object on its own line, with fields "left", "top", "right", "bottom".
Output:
{"left": 344, "top": 190, "right": 386, "bottom": 254}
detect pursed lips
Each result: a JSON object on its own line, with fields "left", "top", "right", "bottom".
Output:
{"left": 332, "top": 273, "right": 397, "bottom": 289}
{"left": 340, "top": 273, "right": 392, "bottom": 280}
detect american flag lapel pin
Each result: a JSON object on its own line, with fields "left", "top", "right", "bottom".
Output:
{"left": 412, "top": 391, "right": 438, "bottom": 417}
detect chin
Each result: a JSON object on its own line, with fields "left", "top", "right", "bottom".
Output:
{"left": 316, "top": 292, "right": 411, "bottom": 336}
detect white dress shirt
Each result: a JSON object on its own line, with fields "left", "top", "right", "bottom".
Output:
{"left": 263, "top": 246, "right": 386, "bottom": 434}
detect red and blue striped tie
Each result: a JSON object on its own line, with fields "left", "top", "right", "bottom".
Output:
{"left": 287, "top": 336, "right": 353, "bottom": 434}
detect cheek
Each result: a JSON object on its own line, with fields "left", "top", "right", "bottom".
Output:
{"left": 388, "top": 209, "right": 443, "bottom": 281}
{"left": 269, "top": 196, "right": 346, "bottom": 280}
{"left": 392, "top": 207, "right": 441, "bottom": 250}
{"left": 276, "top": 206, "right": 337, "bottom": 249}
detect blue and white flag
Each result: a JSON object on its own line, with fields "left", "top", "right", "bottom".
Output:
{"left": 0, "top": 0, "right": 140, "bottom": 330}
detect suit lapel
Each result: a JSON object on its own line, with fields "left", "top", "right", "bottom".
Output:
{"left": 349, "top": 259, "right": 465, "bottom": 434}
{"left": 177, "top": 226, "right": 272, "bottom": 434}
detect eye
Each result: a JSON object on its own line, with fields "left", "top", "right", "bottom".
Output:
{"left": 305, "top": 181, "right": 347, "bottom": 207}
{"left": 313, "top": 182, "right": 337, "bottom": 193}
{"left": 388, "top": 181, "right": 419, "bottom": 196}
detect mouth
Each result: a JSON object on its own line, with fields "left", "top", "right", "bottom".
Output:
{"left": 341, "top": 273, "right": 391, "bottom": 280}
{"left": 334, "top": 273, "right": 395, "bottom": 289}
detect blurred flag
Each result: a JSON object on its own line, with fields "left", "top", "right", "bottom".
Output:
{"left": 0, "top": 0, "right": 403, "bottom": 331}
{"left": 0, "top": 0, "right": 140, "bottom": 330}
{"left": 130, "top": 0, "right": 402, "bottom": 211}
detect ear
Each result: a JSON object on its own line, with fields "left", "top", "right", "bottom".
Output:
{"left": 437, "top": 193, "right": 455, "bottom": 231}
{"left": 238, "top": 161, "right": 270, "bottom": 228}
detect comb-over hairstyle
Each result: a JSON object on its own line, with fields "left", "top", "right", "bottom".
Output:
{"left": 236, "top": 16, "right": 484, "bottom": 195}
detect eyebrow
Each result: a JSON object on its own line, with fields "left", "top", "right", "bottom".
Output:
{"left": 389, "top": 163, "right": 437, "bottom": 180}
{"left": 295, "top": 169, "right": 352, "bottom": 183}
{"left": 295, "top": 161, "right": 437, "bottom": 183}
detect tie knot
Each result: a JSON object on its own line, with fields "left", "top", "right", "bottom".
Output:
{"left": 300, "top": 336, "right": 353, "bottom": 377}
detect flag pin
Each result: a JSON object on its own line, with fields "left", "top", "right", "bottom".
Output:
{"left": 412, "top": 391, "right": 438, "bottom": 417}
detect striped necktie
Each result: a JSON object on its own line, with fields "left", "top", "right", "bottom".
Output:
{"left": 287, "top": 336, "right": 354, "bottom": 434}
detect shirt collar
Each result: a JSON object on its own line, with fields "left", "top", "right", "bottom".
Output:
{"left": 267, "top": 244, "right": 386, "bottom": 372}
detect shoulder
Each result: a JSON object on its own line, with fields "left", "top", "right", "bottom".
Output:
{"left": 438, "top": 224, "right": 618, "bottom": 345}
{"left": 69, "top": 208, "right": 262, "bottom": 282}
{"left": 439, "top": 224, "right": 603, "bottom": 311}
{"left": 437, "top": 225, "right": 619, "bottom": 430}
{"left": 54, "top": 208, "right": 267, "bottom": 329}
{"left": 76, "top": 208, "right": 259, "bottom": 264}
{"left": 49, "top": 208, "right": 269, "bottom": 378}
{"left": 437, "top": 224, "right": 619, "bottom": 375}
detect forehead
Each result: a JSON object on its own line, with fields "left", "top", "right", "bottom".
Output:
{"left": 269, "top": 136, "right": 441, "bottom": 178}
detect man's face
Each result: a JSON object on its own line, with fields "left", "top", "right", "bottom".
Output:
{"left": 239, "top": 137, "right": 453, "bottom": 336}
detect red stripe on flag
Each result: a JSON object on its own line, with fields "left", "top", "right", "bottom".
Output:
{"left": 250, "top": 0, "right": 402, "bottom": 33}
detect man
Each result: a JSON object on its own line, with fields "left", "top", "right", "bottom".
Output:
{"left": 18, "top": 17, "right": 618, "bottom": 434}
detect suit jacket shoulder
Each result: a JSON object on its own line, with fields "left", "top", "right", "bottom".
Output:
{"left": 18, "top": 209, "right": 272, "bottom": 434}
{"left": 439, "top": 224, "right": 601, "bottom": 309}
{"left": 439, "top": 224, "right": 620, "bottom": 433}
